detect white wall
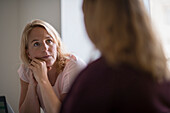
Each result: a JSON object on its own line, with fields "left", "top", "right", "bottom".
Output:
{"left": 61, "top": 0, "right": 100, "bottom": 63}
{"left": 150, "top": 0, "right": 170, "bottom": 59}
{"left": 143, "top": 0, "right": 150, "bottom": 14}
{"left": 0, "top": 0, "right": 60, "bottom": 112}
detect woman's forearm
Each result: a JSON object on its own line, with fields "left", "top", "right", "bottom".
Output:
{"left": 38, "top": 80, "right": 61, "bottom": 113}
{"left": 28, "top": 58, "right": 61, "bottom": 113}
{"left": 19, "top": 84, "right": 40, "bottom": 113}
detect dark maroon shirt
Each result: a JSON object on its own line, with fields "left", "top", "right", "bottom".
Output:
{"left": 60, "top": 57, "right": 170, "bottom": 113}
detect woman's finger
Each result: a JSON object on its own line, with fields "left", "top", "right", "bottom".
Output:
{"left": 30, "top": 60, "right": 38, "bottom": 67}
{"left": 32, "top": 58, "right": 46, "bottom": 66}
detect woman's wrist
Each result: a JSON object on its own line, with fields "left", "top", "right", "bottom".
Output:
{"left": 28, "top": 82, "right": 37, "bottom": 88}
{"left": 38, "top": 78, "right": 49, "bottom": 87}
{"left": 28, "top": 83, "right": 38, "bottom": 96}
{"left": 36, "top": 74, "right": 49, "bottom": 85}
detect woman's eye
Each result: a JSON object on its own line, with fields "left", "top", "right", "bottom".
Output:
{"left": 33, "top": 42, "right": 40, "bottom": 47}
{"left": 47, "top": 39, "right": 53, "bottom": 44}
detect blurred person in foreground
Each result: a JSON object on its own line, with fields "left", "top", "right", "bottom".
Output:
{"left": 59, "top": 0, "right": 170, "bottom": 113}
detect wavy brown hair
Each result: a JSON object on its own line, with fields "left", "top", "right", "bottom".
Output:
{"left": 20, "top": 19, "right": 69, "bottom": 72}
{"left": 83, "top": 0, "right": 169, "bottom": 81}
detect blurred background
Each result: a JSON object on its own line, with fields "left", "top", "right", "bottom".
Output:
{"left": 0, "top": 0, "right": 170, "bottom": 113}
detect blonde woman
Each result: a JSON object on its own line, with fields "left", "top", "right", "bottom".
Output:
{"left": 60, "top": 0, "right": 170, "bottom": 113}
{"left": 18, "top": 19, "right": 86, "bottom": 113}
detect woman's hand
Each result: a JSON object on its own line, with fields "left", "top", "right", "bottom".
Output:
{"left": 29, "top": 58, "right": 48, "bottom": 84}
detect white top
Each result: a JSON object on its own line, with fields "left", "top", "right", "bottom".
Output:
{"left": 17, "top": 55, "right": 86, "bottom": 112}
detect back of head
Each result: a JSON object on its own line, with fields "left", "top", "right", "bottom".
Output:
{"left": 83, "top": 0, "right": 169, "bottom": 81}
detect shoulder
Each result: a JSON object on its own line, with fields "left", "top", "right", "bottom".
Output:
{"left": 78, "top": 56, "right": 108, "bottom": 75}
{"left": 17, "top": 64, "right": 30, "bottom": 83}
{"left": 18, "top": 64, "right": 29, "bottom": 74}
{"left": 57, "top": 55, "right": 86, "bottom": 94}
{"left": 60, "top": 54, "right": 87, "bottom": 81}
{"left": 65, "top": 54, "right": 86, "bottom": 70}
{"left": 66, "top": 57, "right": 106, "bottom": 89}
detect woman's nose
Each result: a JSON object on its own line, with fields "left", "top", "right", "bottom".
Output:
{"left": 41, "top": 43, "right": 48, "bottom": 51}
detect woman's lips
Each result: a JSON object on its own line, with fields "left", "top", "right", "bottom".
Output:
{"left": 42, "top": 55, "right": 51, "bottom": 59}
{"left": 36, "top": 55, "right": 52, "bottom": 60}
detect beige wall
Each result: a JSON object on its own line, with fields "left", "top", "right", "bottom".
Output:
{"left": 0, "top": 0, "right": 61, "bottom": 112}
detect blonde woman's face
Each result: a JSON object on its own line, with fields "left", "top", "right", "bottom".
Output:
{"left": 27, "top": 27, "right": 57, "bottom": 67}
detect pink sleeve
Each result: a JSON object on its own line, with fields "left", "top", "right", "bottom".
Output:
{"left": 17, "top": 64, "right": 29, "bottom": 83}
{"left": 61, "top": 56, "right": 86, "bottom": 94}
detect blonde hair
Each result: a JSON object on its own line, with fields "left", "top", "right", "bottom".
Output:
{"left": 83, "top": 0, "right": 169, "bottom": 81}
{"left": 20, "top": 19, "right": 69, "bottom": 72}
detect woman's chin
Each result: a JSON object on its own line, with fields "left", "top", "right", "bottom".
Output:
{"left": 46, "top": 62, "right": 54, "bottom": 68}
{"left": 46, "top": 64, "right": 52, "bottom": 67}
{"left": 46, "top": 61, "right": 56, "bottom": 70}
{"left": 46, "top": 64, "right": 52, "bottom": 71}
